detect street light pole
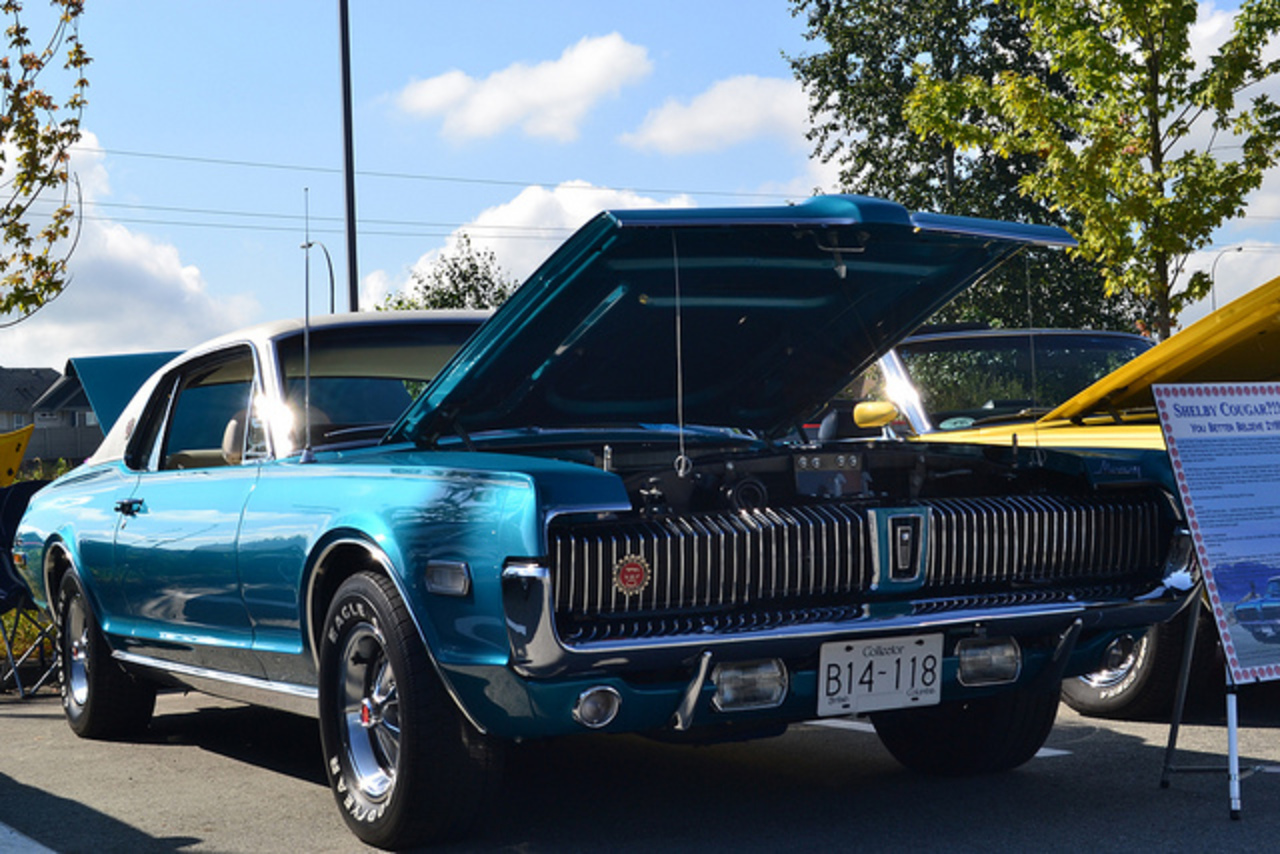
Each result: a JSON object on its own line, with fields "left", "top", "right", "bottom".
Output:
{"left": 1209, "top": 245, "right": 1243, "bottom": 312}
{"left": 339, "top": 0, "right": 359, "bottom": 312}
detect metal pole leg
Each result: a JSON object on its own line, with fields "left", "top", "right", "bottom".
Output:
{"left": 1228, "top": 685, "right": 1241, "bottom": 820}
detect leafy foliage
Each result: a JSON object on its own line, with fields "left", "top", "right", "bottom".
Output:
{"left": 787, "top": 0, "right": 1138, "bottom": 331}
{"left": 906, "top": 0, "right": 1280, "bottom": 336}
{"left": 0, "top": 0, "right": 88, "bottom": 321}
{"left": 381, "top": 232, "right": 517, "bottom": 311}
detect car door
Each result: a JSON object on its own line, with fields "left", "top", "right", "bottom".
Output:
{"left": 111, "top": 345, "right": 264, "bottom": 676}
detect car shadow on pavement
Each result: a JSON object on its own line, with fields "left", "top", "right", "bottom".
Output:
{"left": 1152, "top": 678, "right": 1280, "bottom": 728}
{"left": 0, "top": 770, "right": 201, "bottom": 852}
{"left": 142, "top": 694, "right": 328, "bottom": 786}
{"left": 424, "top": 711, "right": 1280, "bottom": 854}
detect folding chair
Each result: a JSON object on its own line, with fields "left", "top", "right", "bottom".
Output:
{"left": 1, "top": 479, "right": 56, "bottom": 698}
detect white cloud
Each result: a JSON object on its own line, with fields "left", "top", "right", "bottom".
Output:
{"left": 1178, "top": 242, "right": 1280, "bottom": 327}
{"left": 395, "top": 33, "right": 652, "bottom": 142}
{"left": 753, "top": 155, "right": 845, "bottom": 200}
{"left": 621, "top": 76, "right": 809, "bottom": 154}
{"left": 3, "top": 133, "right": 260, "bottom": 369}
{"left": 370, "top": 182, "right": 694, "bottom": 308}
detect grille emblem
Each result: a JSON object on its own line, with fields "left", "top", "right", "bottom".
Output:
{"left": 891, "top": 516, "right": 921, "bottom": 580}
{"left": 869, "top": 509, "right": 928, "bottom": 591}
{"left": 613, "top": 555, "right": 650, "bottom": 596}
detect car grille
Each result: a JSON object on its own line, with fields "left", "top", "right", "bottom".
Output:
{"left": 547, "top": 493, "right": 1167, "bottom": 643}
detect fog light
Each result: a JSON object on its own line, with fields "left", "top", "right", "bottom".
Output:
{"left": 957, "top": 636, "right": 1021, "bottom": 686}
{"left": 1103, "top": 634, "right": 1137, "bottom": 670}
{"left": 712, "top": 659, "right": 788, "bottom": 711}
{"left": 574, "top": 686, "right": 621, "bottom": 729}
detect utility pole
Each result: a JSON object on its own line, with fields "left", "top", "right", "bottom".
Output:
{"left": 339, "top": 0, "right": 359, "bottom": 311}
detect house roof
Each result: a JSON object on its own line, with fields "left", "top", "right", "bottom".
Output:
{"left": 0, "top": 367, "right": 59, "bottom": 413}
{"left": 33, "top": 351, "right": 181, "bottom": 433}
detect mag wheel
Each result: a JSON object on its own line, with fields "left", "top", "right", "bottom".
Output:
{"left": 1061, "top": 608, "right": 1220, "bottom": 720}
{"left": 57, "top": 571, "right": 155, "bottom": 739}
{"left": 318, "top": 571, "right": 500, "bottom": 849}
{"left": 871, "top": 686, "right": 1059, "bottom": 775}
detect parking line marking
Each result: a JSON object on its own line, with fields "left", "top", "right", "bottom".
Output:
{"left": 808, "top": 717, "right": 876, "bottom": 734}
{"left": 0, "top": 823, "right": 57, "bottom": 853}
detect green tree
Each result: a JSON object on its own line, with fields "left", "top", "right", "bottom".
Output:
{"left": 788, "top": 0, "right": 1138, "bottom": 331}
{"left": 381, "top": 232, "right": 517, "bottom": 311}
{"left": 906, "top": 0, "right": 1280, "bottom": 337}
{"left": 0, "top": 0, "right": 88, "bottom": 321}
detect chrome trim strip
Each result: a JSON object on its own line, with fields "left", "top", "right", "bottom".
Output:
{"left": 113, "top": 650, "right": 319, "bottom": 718}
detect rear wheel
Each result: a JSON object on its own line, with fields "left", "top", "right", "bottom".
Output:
{"left": 57, "top": 571, "right": 156, "bottom": 739}
{"left": 871, "top": 686, "right": 1059, "bottom": 775}
{"left": 318, "top": 572, "right": 501, "bottom": 849}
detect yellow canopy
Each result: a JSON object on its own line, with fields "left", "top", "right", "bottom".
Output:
{"left": 1, "top": 424, "right": 33, "bottom": 487}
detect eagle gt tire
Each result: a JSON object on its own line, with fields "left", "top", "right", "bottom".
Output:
{"left": 318, "top": 571, "right": 501, "bottom": 849}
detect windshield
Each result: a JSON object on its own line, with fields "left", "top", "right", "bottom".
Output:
{"left": 274, "top": 319, "right": 482, "bottom": 449}
{"left": 873, "top": 331, "right": 1152, "bottom": 431}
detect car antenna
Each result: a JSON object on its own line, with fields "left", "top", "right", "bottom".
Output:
{"left": 671, "top": 231, "right": 691, "bottom": 480}
{"left": 299, "top": 189, "right": 316, "bottom": 464}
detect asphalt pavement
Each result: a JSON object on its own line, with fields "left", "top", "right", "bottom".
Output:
{"left": 2, "top": 681, "right": 1280, "bottom": 853}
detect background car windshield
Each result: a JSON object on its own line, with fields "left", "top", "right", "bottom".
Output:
{"left": 895, "top": 332, "right": 1152, "bottom": 429}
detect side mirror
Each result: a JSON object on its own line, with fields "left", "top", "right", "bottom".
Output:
{"left": 853, "top": 400, "right": 901, "bottom": 429}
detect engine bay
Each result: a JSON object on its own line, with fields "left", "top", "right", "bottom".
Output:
{"left": 591, "top": 437, "right": 1094, "bottom": 517}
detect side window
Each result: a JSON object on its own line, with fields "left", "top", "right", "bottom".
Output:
{"left": 125, "top": 347, "right": 257, "bottom": 471}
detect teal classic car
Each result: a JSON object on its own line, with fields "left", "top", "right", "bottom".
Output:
{"left": 1235, "top": 576, "right": 1280, "bottom": 642}
{"left": 12, "top": 196, "right": 1197, "bottom": 849}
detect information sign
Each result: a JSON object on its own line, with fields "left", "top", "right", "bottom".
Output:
{"left": 1154, "top": 382, "right": 1280, "bottom": 684}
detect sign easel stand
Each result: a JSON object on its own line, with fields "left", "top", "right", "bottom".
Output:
{"left": 1159, "top": 586, "right": 1264, "bottom": 819}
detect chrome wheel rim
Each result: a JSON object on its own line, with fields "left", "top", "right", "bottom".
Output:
{"left": 1076, "top": 634, "right": 1145, "bottom": 690}
{"left": 64, "top": 592, "right": 90, "bottom": 707}
{"left": 337, "top": 621, "right": 400, "bottom": 801}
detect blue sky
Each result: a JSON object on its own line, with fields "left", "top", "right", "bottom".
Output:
{"left": 5, "top": 1, "right": 1278, "bottom": 368}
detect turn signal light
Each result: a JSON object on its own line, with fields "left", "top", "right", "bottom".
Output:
{"left": 712, "top": 659, "right": 788, "bottom": 711}
{"left": 956, "top": 636, "right": 1021, "bottom": 686}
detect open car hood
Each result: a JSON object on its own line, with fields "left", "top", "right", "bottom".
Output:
{"left": 1044, "top": 273, "right": 1280, "bottom": 422}
{"left": 390, "top": 195, "right": 1074, "bottom": 445}
{"left": 34, "top": 351, "right": 183, "bottom": 434}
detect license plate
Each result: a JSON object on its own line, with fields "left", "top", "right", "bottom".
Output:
{"left": 818, "top": 634, "right": 943, "bottom": 715}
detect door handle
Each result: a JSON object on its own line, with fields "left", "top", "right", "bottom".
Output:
{"left": 114, "top": 498, "right": 143, "bottom": 516}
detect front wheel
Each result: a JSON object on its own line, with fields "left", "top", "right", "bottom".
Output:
{"left": 57, "top": 571, "right": 156, "bottom": 739}
{"left": 871, "top": 686, "right": 1059, "bottom": 775}
{"left": 318, "top": 572, "right": 501, "bottom": 849}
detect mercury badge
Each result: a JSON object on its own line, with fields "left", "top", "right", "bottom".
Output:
{"left": 613, "top": 554, "right": 651, "bottom": 596}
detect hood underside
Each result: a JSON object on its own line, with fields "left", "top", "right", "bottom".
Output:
{"left": 390, "top": 195, "right": 1074, "bottom": 445}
